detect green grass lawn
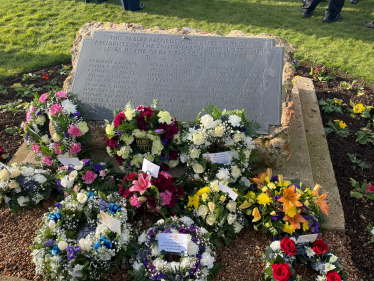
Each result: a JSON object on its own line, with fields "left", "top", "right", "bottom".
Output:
{"left": 1, "top": 0, "right": 374, "bottom": 82}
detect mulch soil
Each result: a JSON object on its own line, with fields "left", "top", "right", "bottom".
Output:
{"left": 0, "top": 64, "right": 372, "bottom": 280}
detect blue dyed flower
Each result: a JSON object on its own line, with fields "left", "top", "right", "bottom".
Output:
{"left": 93, "top": 236, "right": 112, "bottom": 249}
{"left": 50, "top": 245, "right": 60, "bottom": 256}
{"left": 87, "top": 191, "right": 95, "bottom": 199}
{"left": 143, "top": 258, "right": 149, "bottom": 267}
{"left": 49, "top": 212, "right": 61, "bottom": 222}
{"left": 108, "top": 203, "right": 121, "bottom": 215}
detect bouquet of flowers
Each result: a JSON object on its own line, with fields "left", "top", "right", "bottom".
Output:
{"left": 180, "top": 105, "right": 258, "bottom": 189}
{"left": 105, "top": 100, "right": 181, "bottom": 172}
{"left": 186, "top": 183, "right": 247, "bottom": 246}
{"left": 239, "top": 169, "right": 328, "bottom": 237}
{"left": 129, "top": 216, "right": 218, "bottom": 281}
{"left": 119, "top": 171, "right": 185, "bottom": 216}
{"left": 262, "top": 236, "right": 347, "bottom": 281}
{"left": 0, "top": 163, "right": 54, "bottom": 212}
{"left": 23, "top": 91, "right": 90, "bottom": 166}
{"left": 55, "top": 159, "right": 116, "bottom": 196}
{"left": 30, "top": 191, "right": 133, "bottom": 280}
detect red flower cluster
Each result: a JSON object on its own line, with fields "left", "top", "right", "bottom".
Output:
{"left": 326, "top": 271, "right": 341, "bottom": 281}
{"left": 272, "top": 263, "right": 291, "bottom": 281}
{"left": 157, "top": 120, "right": 179, "bottom": 139}
{"left": 41, "top": 73, "right": 49, "bottom": 80}
{"left": 113, "top": 112, "right": 126, "bottom": 128}
{"left": 280, "top": 236, "right": 296, "bottom": 256}
{"left": 136, "top": 106, "right": 154, "bottom": 131}
{"left": 312, "top": 239, "right": 328, "bottom": 255}
{"left": 105, "top": 136, "right": 118, "bottom": 150}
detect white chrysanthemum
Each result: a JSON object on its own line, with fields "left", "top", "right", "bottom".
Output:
{"left": 180, "top": 257, "right": 192, "bottom": 269}
{"left": 61, "top": 99, "right": 77, "bottom": 115}
{"left": 228, "top": 115, "right": 241, "bottom": 127}
{"left": 33, "top": 174, "right": 47, "bottom": 184}
{"left": 305, "top": 246, "right": 315, "bottom": 258}
{"left": 169, "top": 261, "right": 180, "bottom": 272}
{"left": 316, "top": 276, "right": 327, "bottom": 281}
{"left": 216, "top": 168, "right": 230, "bottom": 180}
{"left": 179, "top": 216, "right": 194, "bottom": 226}
{"left": 187, "top": 241, "right": 199, "bottom": 256}
{"left": 17, "top": 196, "right": 30, "bottom": 206}
{"left": 200, "top": 114, "right": 215, "bottom": 129}
{"left": 132, "top": 261, "right": 143, "bottom": 271}
{"left": 151, "top": 245, "right": 160, "bottom": 256}
{"left": 324, "top": 263, "right": 336, "bottom": 273}
{"left": 32, "top": 193, "right": 44, "bottom": 204}
{"left": 138, "top": 232, "right": 148, "bottom": 244}
{"left": 200, "top": 252, "right": 215, "bottom": 269}
{"left": 153, "top": 258, "right": 167, "bottom": 270}
{"left": 270, "top": 241, "right": 281, "bottom": 251}
{"left": 22, "top": 167, "right": 35, "bottom": 177}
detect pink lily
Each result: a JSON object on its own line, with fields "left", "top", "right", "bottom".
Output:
{"left": 129, "top": 173, "right": 152, "bottom": 195}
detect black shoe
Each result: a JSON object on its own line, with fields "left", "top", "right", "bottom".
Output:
{"left": 350, "top": 0, "right": 358, "bottom": 3}
{"left": 323, "top": 13, "right": 342, "bottom": 23}
{"left": 302, "top": 10, "right": 312, "bottom": 18}
{"left": 363, "top": 21, "right": 374, "bottom": 28}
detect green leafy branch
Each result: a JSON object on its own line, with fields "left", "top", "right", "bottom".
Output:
{"left": 347, "top": 153, "right": 369, "bottom": 170}
{"left": 318, "top": 98, "right": 343, "bottom": 114}
{"left": 324, "top": 119, "right": 349, "bottom": 137}
{"left": 356, "top": 123, "right": 374, "bottom": 145}
{"left": 350, "top": 178, "right": 374, "bottom": 200}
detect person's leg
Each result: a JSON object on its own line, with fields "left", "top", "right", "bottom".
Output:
{"left": 302, "top": 0, "right": 323, "bottom": 14}
{"left": 324, "top": 0, "right": 345, "bottom": 19}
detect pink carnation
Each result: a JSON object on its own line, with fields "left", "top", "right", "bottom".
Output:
{"left": 42, "top": 155, "right": 53, "bottom": 166}
{"left": 69, "top": 143, "right": 81, "bottom": 154}
{"left": 130, "top": 194, "right": 142, "bottom": 208}
{"left": 54, "top": 143, "right": 63, "bottom": 154}
{"left": 26, "top": 111, "right": 33, "bottom": 121}
{"left": 159, "top": 190, "right": 173, "bottom": 205}
{"left": 55, "top": 91, "right": 68, "bottom": 98}
{"left": 50, "top": 104, "right": 62, "bottom": 116}
{"left": 39, "top": 93, "right": 49, "bottom": 103}
{"left": 68, "top": 125, "right": 82, "bottom": 137}
{"left": 81, "top": 170, "right": 97, "bottom": 184}
{"left": 30, "top": 106, "right": 35, "bottom": 113}
{"left": 32, "top": 144, "right": 40, "bottom": 153}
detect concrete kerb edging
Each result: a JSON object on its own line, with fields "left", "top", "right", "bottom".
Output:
{"left": 295, "top": 77, "right": 346, "bottom": 233}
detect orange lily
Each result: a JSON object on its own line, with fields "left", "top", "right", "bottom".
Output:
{"left": 312, "top": 184, "right": 329, "bottom": 216}
{"left": 278, "top": 185, "right": 303, "bottom": 213}
{"left": 283, "top": 210, "right": 307, "bottom": 230}
{"left": 250, "top": 168, "right": 272, "bottom": 187}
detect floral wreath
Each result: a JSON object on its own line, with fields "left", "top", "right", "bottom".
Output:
{"left": 23, "top": 91, "right": 91, "bottom": 166}
{"left": 180, "top": 105, "right": 258, "bottom": 188}
{"left": 119, "top": 171, "right": 185, "bottom": 216}
{"left": 55, "top": 158, "right": 116, "bottom": 196}
{"left": 31, "top": 191, "right": 133, "bottom": 280}
{"left": 105, "top": 100, "right": 181, "bottom": 172}
{"left": 0, "top": 163, "right": 54, "bottom": 212}
{"left": 262, "top": 236, "right": 347, "bottom": 281}
{"left": 129, "top": 216, "right": 217, "bottom": 281}
{"left": 239, "top": 169, "right": 328, "bottom": 237}
{"left": 186, "top": 183, "right": 247, "bottom": 246}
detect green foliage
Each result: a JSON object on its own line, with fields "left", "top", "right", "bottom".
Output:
{"left": 292, "top": 60, "right": 300, "bottom": 68}
{"left": 43, "top": 78, "right": 62, "bottom": 92}
{"left": 347, "top": 101, "right": 372, "bottom": 118}
{"left": 347, "top": 153, "right": 369, "bottom": 170}
{"left": 324, "top": 119, "right": 349, "bottom": 137}
{"left": 5, "top": 126, "right": 20, "bottom": 135}
{"left": 350, "top": 178, "right": 374, "bottom": 200}
{"left": 310, "top": 66, "right": 335, "bottom": 83}
{"left": 58, "top": 64, "right": 72, "bottom": 75}
{"left": 0, "top": 85, "right": 8, "bottom": 95}
{"left": 367, "top": 224, "right": 374, "bottom": 243}
{"left": 356, "top": 123, "right": 374, "bottom": 145}
{"left": 22, "top": 73, "right": 40, "bottom": 81}
{"left": 14, "top": 84, "right": 43, "bottom": 98}
{"left": 318, "top": 98, "right": 343, "bottom": 114}
{"left": 0, "top": 99, "right": 28, "bottom": 114}
{"left": 340, "top": 80, "right": 364, "bottom": 94}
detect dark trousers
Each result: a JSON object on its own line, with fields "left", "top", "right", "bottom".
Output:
{"left": 303, "top": 0, "right": 345, "bottom": 18}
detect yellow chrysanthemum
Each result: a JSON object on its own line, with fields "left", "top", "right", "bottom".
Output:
{"left": 283, "top": 222, "right": 295, "bottom": 234}
{"left": 257, "top": 193, "right": 273, "bottom": 206}
{"left": 196, "top": 186, "right": 210, "bottom": 196}
{"left": 285, "top": 206, "right": 297, "bottom": 218}
{"left": 220, "top": 195, "right": 226, "bottom": 202}
{"left": 353, "top": 104, "right": 365, "bottom": 114}
{"left": 268, "top": 183, "right": 276, "bottom": 190}
{"left": 302, "top": 221, "right": 309, "bottom": 232}
{"left": 187, "top": 195, "right": 200, "bottom": 210}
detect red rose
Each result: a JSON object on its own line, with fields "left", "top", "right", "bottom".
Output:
{"left": 113, "top": 112, "right": 126, "bottom": 127}
{"left": 272, "top": 263, "right": 291, "bottom": 281}
{"left": 280, "top": 237, "right": 296, "bottom": 256}
{"left": 326, "top": 271, "right": 341, "bottom": 281}
{"left": 312, "top": 239, "right": 328, "bottom": 256}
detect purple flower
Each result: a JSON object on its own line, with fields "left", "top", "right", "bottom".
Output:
{"left": 67, "top": 167, "right": 74, "bottom": 172}
{"left": 178, "top": 227, "right": 188, "bottom": 234}
{"left": 150, "top": 264, "right": 155, "bottom": 272}
{"left": 161, "top": 156, "right": 167, "bottom": 161}
{"left": 24, "top": 133, "right": 29, "bottom": 141}
{"left": 35, "top": 110, "right": 41, "bottom": 116}
{"left": 191, "top": 237, "right": 198, "bottom": 243}
{"left": 66, "top": 246, "right": 80, "bottom": 260}
{"left": 292, "top": 60, "right": 297, "bottom": 64}
{"left": 126, "top": 163, "right": 132, "bottom": 168}
{"left": 54, "top": 203, "right": 62, "bottom": 209}
{"left": 273, "top": 195, "right": 280, "bottom": 202}
{"left": 312, "top": 226, "right": 319, "bottom": 234}
{"left": 155, "top": 129, "right": 163, "bottom": 133}
{"left": 57, "top": 187, "right": 62, "bottom": 193}
{"left": 308, "top": 217, "right": 314, "bottom": 227}
{"left": 148, "top": 229, "right": 155, "bottom": 236}
{"left": 271, "top": 176, "right": 278, "bottom": 182}
{"left": 116, "top": 131, "right": 121, "bottom": 136}
{"left": 150, "top": 237, "right": 155, "bottom": 243}
{"left": 196, "top": 254, "right": 202, "bottom": 260}
{"left": 164, "top": 229, "right": 172, "bottom": 233}
{"left": 161, "top": 138, "right": 168, "bottom": 146}
{"left": 92, "top": 164, "right": 103, "bottom": 172}
{"left": 189, "top": 225, "right": 198, "bottom": 233}
{"left": 143, "top": 258, "right": 149, "bottom": 267}
{"left": 84, "top": 159, "right": 91, "bottom": 165}
{"left": 73, "top": 112, "right": 81, "bottom": 118}
{"left": 64, "top": 133, "right": 70, "bottom": 138}
{"left": 43, "top": 239, "right": 55, "bottom": 248}
{"left": 56, "top": 180, "right": 61, "bottom": 187}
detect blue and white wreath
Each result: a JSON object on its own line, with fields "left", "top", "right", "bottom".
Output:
{"left": 30, "top": 191, "right": 133, "bottom": 280}
{"left": 129, "top": 216, "right": 217, "bottom": 281}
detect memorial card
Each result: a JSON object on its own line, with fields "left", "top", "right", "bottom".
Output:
{"left": 202, "top": 152, "right": 230, "bottom": 164}
{"left": 296, "top": 233, "right": 322, "bottom": 244}
{"left": 100, "top": 210, "right": 121, "bottom": 234}
{"left": 142, "top": 159, "right": 160, "bottom": 178}
{"left": 158, "top": 233, "right": 188, "bottom": 254}
{"left": 218, "top": 183, "right": 238, "bottom": 201}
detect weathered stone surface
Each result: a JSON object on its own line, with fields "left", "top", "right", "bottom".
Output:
{"left": 63, "top": 22, "right": 296, "bottom": 169}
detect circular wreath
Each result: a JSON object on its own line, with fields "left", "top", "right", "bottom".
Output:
{"left": 263, "top": 236, "right": 347, "bottom": 281}
{"left": 23, "top": 90, "right": 91, "bottom": 166}
{"left": 55, "top": 158, "right": 116, "bottom": 196}
{"left": 180, "top": 106, "right": 257, "bottom": 187}
{"left": 119, "top": 171, "right": 185, "bottom": 216}
{"left": 31, "top": 191, "right": 133, "bottom": 280}
{"left": 0, "top": 163, "right": 54, "bottom": 212}
{"left": 129, "top": 216, "right": 216, "bottom": 281}
{"left": 186, "top": 184, "right": 247, "bottom": 246}
{"left": 105, "top": 100, "right": 181, "bottom": 172}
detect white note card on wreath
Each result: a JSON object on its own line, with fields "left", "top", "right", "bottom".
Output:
{"left": 158, "top": 233, "right": 188, "bottom": 254}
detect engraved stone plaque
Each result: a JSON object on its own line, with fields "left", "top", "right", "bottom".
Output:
{"left": 70, "top": 31, "right": 283, "bottom": 134}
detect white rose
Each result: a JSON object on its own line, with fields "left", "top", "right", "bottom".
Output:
{"left": 200, "top": 251, "right": 215, "bottom": 269}
{"left": 180, "top": 153, "right": 188, "bottom": 163}
{"left": 231, "top": 166, "right": 241, "bottom": 179}
{"left": 239, "top": 177, "right": 251, "bottom": 187}
{"left": 233, "top": 221, "right": 244, "bottom": 233}
{"left": 61, "top": 175, "right": 74, "bottom": 189}
{"left": 41, "top": 134, "right": 50, "bottom": 144}
{"left": 49, "top": 220, "right": 56, "bottom": 230}
{"left": 33, "top": 174, "right": 47, "bottom": 184}
{"left": 214, "top": 125, "right": 225, "bottom": 137}
{"left": 58, "top": 241, "right": 68, "bottom": 251}
{"left": 192, "top": 133, "right": 205, "bottom": 145}
{"left": 79, "top": 238, "right": 92, "bottom": 251}
{"left": 8, "top": 180, "right": 20, "bottom": 189}
{"left": 193, "top": 163, "right": 204, "bottom": 174}
{"left": 35, "top": 115, "right": 46, "bottom": 125}
{"left": 74, "top": 165, "right": 83, "bottom": 171}
{"left": 226, "top": 137, "right": 234, "bottom": 146}
{"left": 228, "top": 115, "right": 242, "bottom": 127}
{"left": 77, "top": 193, "right": 88, "bottom": 204}
{"left": 69, "top": 170, "right": 78, "bottom": 180}
{"left": 200, "top": 115, "right": 214, "bottom": 129}
{"left": 227, "top": 213, "right": 237, "bottom": 225}
{"left": 189, "top": 148, "right": 200, "bottom": 159}
{"left": 329, "top": 254, "right": 338, "bottom": 263}
{"left": 226, "top": 201, "right": 237, "bottom": 213}
{"left": 206, "top": 214, "right": 216, "bottom": 225}
{"left": 197, "top": 205, "right": 209, "bottom": 217}
{"left": 52, "top": 133, "right": 61, "bottom": 142}
{"left": 9, "top": 169, "right": 21, "bottom": 178}
{"left": 216, "top": 168, "right": 230, "bottom": 180}
{"left": 233, "top": 133, "right": 242, "bottom": 143}
{"left": 270, "top": 241, "right": 281, "bottom": 251}
{"left": 187, "top": 241, "right": 199, "bottom": 256}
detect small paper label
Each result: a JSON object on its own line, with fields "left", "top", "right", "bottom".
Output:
{"left": 296, "top": 233, "right": 321, "bottom": 244}
{"left": 100, "top": 210, "right": 121, "bottom": 234}
{"left": 218, "top": 183, "right": 238, "bottom": 201}
{"left": 158, "top": 233, "right": 188, "bottom": 254}
{"left": 142, "top": 159, "right": 160, "bottom": 178}
{"left": 57, "top": 157, "right": 82, "bottom": 167}
{"left": 202, "top": 152, "right": 230, "bottom": 164}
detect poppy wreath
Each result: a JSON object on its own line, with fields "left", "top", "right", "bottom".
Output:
{"left": 238, "top": 168, "right": 328, "bottom": 237}
{"left": 30, "top": 191, "right": 133, "bottom": 280}
{"left": 105, "top": 100, "right": 181, "bottom": 173}
{"left": 128, "top": 216, "right": 217, "bottom": 281}
{"left": 118, "top": 171, "right": 185, "bottom": 216}
{"left": 180, "top": 105, "right": 258, "bottom": 189}
{"left": 23, "top": 91, "right": 91, "bottom": 166}
{"left": 262, "top": 236, "right": 347, "bottom": 281}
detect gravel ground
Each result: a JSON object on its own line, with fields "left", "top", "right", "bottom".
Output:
{"left": 0, "top": 201, "right": 364, "bottom": 281}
